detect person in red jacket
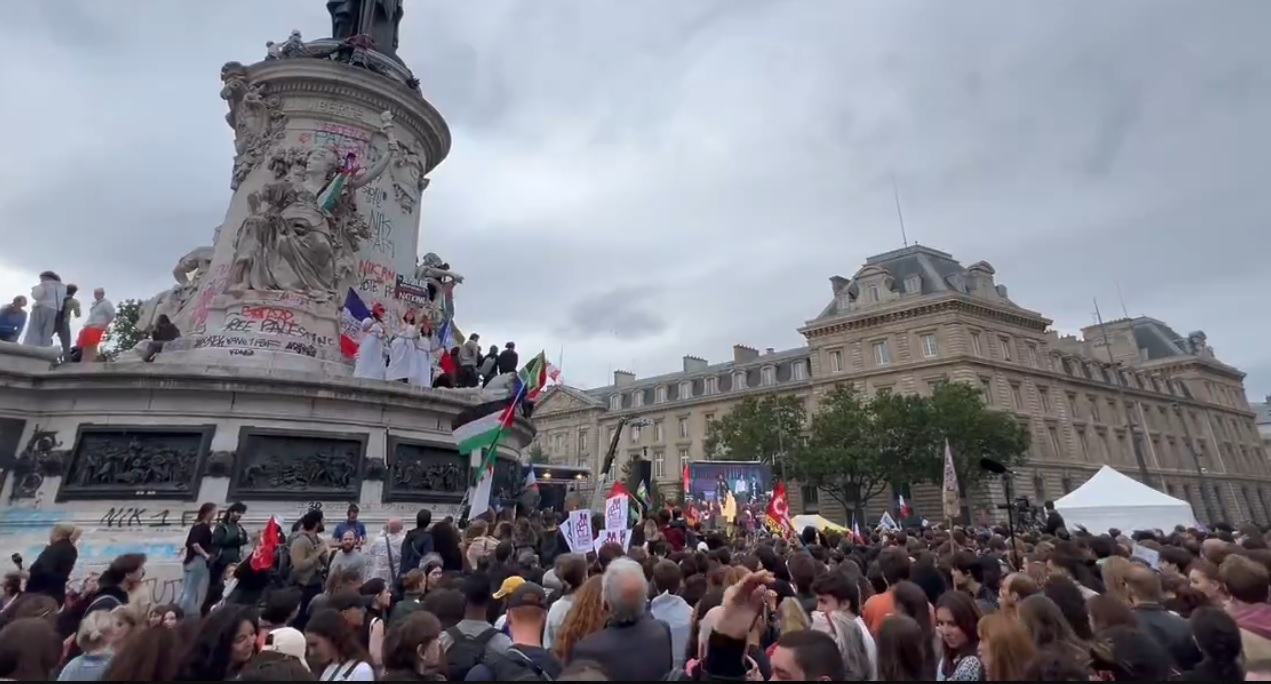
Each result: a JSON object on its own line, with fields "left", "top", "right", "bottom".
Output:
{"left": 658, "top": 509, "right": 687, "bottom": 552}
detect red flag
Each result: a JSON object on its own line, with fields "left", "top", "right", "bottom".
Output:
{"left": 608, "top": 481, "right": 629, "bottom": 499}
{"left": 682, "top": 464, "right": 691, "bottom": 498}
{"left": 250, "top": 516, "right": 283, "bottom": 572}
{"left": 767, "top": 482, "right": 793, "bottom": 532}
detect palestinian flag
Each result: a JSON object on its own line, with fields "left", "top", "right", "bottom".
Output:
{"left": 451, "top": 397, "right": 519, "bottom": 457}
{"left": 515, "top": 352, "right": 549, "bottom": 400}
{"left": 317, "top": 153, "right": 359, "bottom": 215}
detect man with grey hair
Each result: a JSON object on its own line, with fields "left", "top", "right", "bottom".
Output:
{"left": 570, "top": 556, "right": 675, "bottom": 680}
{"left": 367, "top": 518, "right": 405, "bottom": 583}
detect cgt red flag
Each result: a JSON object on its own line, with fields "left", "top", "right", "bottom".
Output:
{"left": 250, "top": 516, "right": 283, "bottom": 572}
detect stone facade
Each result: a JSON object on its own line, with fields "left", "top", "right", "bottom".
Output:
{"left": 532, "top": 245, "right": 1270, "bottom": 525}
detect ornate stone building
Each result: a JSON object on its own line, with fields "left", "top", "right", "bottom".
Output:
{"left": 533, "top": 245, "right": 1270, "bottom": 525}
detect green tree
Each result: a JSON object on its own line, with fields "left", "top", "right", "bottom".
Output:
{"left": 924, "top": 382, "right": 1031, "bottom": 519}
{"left": 787, "top": 387, "right": 891, "bottom": 521}
{"left": 703, "top": 394, "right": 807, "bottom": 475}
{"left": 527, "top": 444, "right": 550, "bottom": 464}
{"left": 101, "top": 299, "right": 144, "bottom": 361}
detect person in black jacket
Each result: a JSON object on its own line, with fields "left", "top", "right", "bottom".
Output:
{"left": 1042, "top": 500, "right": 1066, "bottom": 535}
{"left": 25, "top": 523, "right": 79, "bottom": 606}
{"left": 496, "top": 342, "right": 518, "bottom": 375}
{"left": 398, "top": 509, "right": 435, "bottom": 584}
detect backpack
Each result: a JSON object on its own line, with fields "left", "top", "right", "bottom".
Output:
{"left": 444, "top": 626, "right": 498, "bottom": 681}
{"left": 486, "top": 646, "right": 553, "bottom": 681}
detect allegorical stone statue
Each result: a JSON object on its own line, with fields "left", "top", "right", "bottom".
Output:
{"left": 327, "top": 0, "right": 405, "bottom": 62}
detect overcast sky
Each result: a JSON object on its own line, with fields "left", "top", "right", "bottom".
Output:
{"left": 4, "top": 1, "right": 1269, "bottom": 399}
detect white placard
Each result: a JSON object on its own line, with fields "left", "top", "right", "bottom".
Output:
{"left": 605, "top": 494, "right": 629, "bottom": 532}
{"left": 593, "top": 528, "right": 632, "bottom": 552}
{"left": 563, "top": 509, "right": 594, "bottom": 555}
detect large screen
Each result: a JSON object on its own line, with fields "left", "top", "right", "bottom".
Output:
{"left": 686, "top": 461, "right": 772, "bottom": 504}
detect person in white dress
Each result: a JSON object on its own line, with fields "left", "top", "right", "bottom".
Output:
{"left": 352, "top": 305, "right": 387, "bottom": 381}
{"left": 412, "top": 319, "right": 435, "bottom": 388}
{"left": 385, "top": 310, "right": 420, "bottom": 383}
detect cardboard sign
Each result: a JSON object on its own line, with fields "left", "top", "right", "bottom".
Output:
{"left": 563, "top": 509, "right": 594, "bottom": 555}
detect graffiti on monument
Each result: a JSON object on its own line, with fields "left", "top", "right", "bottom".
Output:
{"left": 383, "top": 438, "right": 468, "bottom": 505}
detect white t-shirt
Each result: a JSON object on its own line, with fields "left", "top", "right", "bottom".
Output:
{"left": 319, "top": 660, "right": 375, "bottom": 681}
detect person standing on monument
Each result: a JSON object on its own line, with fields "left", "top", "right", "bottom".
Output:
{"left": 353, "top": 305, "right": 387, "bottom": 381}
{"left": 385, "top": 309, "right": 422, "bottom": 384}
{"left": 22, "top": 271, "right": 65, "bottom": 348}
{"left": 54, "top": 283, "right": 81, "bottom": 358}
{"left": 77, "top": 288, "right": 116, "bottom": 362}
{"left": 0, "top": 296, "right": 27, "bottom": 343}
{"left": 458, "top": 333, "right": 481, "bottom": 387}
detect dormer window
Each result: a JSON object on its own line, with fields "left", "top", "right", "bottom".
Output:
{"left": 633, "top": 391, "right": 644, "bottom": 408}
{"left": 792, "top": 361, "right": 806, "bottom": 381}
{"left": 761, "top": 366, "right": 776, "bottom": 386}
{"left": 609, "top": 394, "right": 622, "bottom": 411}
{"left": 868, "top": 285, "right": 881, "bottom": 302}
{"left": 705, "top": 376, "right": 718, "bottom": 394}
{"left": 733, "top": 371, "right": 747, "bottom": 391}
{"left": 904, "top": 275, "right": 921, "bottom": 294}
{"left": 678, "top": 380, "right": 692, "bottom": 399}
{"left": 656, "top": 386, "right": 667, "bottom": 403}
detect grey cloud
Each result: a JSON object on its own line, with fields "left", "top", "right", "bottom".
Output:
{"left": 2, "top": 0, "right": 1270, "bottom": 396}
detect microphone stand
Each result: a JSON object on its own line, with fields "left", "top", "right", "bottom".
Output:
{"left": 1001, "top": 472, "right": 1021, "bottom": 571}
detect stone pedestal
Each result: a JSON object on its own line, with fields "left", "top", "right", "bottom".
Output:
{"left": 158, "top": 54, "right": 450, "bottom": 371}
{"left": 0, "top": 346, "right": 531, "bottom": 601}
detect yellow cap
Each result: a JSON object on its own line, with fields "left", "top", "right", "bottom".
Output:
{"left": 493, "top": 575, "right": 526, "bottom": 599}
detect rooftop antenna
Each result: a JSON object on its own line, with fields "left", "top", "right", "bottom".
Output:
{"left": 891, "top": 173, "right": 909, "bottom": 247}
{"left": 1115, "top": 280, "right": 1130, "bottom": 319}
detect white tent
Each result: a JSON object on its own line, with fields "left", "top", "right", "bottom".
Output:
{"left": 1053, "top": 466, "right": 1197, "bottom": 533}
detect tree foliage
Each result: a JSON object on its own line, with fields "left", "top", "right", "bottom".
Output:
{"left": 527, "top": 444, "right": 550, "bottom": 464}
{"left": 101, "top": 299, "right": 144, "bottom": 361}
{"left": 786, "top": 382, "right": 1030, "bottom": 522}
{"left": 703, "top": 394, "right": 807, "bottom": 473}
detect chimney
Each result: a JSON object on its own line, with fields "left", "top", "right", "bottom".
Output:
{"left": 682, "top": 355, "right": 708, "bottom": 373}
{"left": 765, "top": 347, "right": 775, "bottom": 355}
{"left": 732, "top": 345, "right": 759, "bottom": 364}
{"left": 613, "top": 370, "right": 635, "bottom": 387}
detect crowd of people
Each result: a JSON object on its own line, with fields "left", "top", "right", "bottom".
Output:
{"left": 1, "top": 271, "right": 119, "bottom": 361}
{"left": 2, "top": 499, "right": 1271, "bottom": 681}
{"left": 352, "top": 309, "right": 520, "bottom": 392}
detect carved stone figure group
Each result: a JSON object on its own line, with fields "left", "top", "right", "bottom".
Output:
{"left": 228, "top": 117, "right": 396, "bottom": 300}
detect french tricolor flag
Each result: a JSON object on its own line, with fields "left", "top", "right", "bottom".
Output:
{"left": 339, "top": 288, "right": 371, "bottom": 358}
{"left": 897, "top": 494, "right": 913, "bottom": 519}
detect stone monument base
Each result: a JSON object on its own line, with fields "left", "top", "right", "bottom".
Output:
{"left": 0, "top": 343, "right": 531, "bottom": 604}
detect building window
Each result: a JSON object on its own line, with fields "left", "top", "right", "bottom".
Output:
{"left": 656, "top": 386, "right": 667, "bottom": 403}
{"left": 578, "top": 429, "right": 588, "bottom": 454}
{"left": 1061, "top": 476, "right": 1074, "bottom": 493}
{"left": 873, "top": 340, "right": 891, "bottom": 366}
{"left": 1076, "top": 429, "right": 1089, "bottom": 460}
{"left": 1010, "top": 382, "right": 1023, "bottom": 409}
{"left": 792, "top": 361, "right": 806, "bottom": 381}
{"left": 678, "top": 447, "right": 690, "bottom": 467}
{"left": 629, "top": 425, "right": 641, "bottom": 443}
{"left": 1047, "top": 426, "right": 1062, "bottom": 457}
{"left": 761, "top": 366, "right": 776, "bottom": 386}
{"left": 868, "top": 284, "right": 880, "bottom": 302}
{"left": 1026, "top": 343, "right": 1038, "bottom": 367}
{"left": 1089, "top": 396, "right": 1102, "bottom": 422}
{"left": 980, "top": 377, "right": 994, "bottom": 404}
{"left": 904, "top": 275, "right": 921, "bottom": 293}
{"left": 654, "top": 421, "right": 664, "bottom": 442}
{"left": 609, "top": 394, "right": 622, "bottom": 410}
{"left": 1038, "top": 387, "right": 1051, "bottom": 413}
{"left": 678, "top": 381, "right": 692, "bottom": 400}
{"left": 1033, "top": 475, "right": 1046, "bottom": 499}
{"left": 921, "top": 334, "right": 938, "bottom": 358}
{"left": 999, "top": 336, "right": 1013, "bottom": 362}
{"left": 732, "top": 371, "right": 746, "bottom": 391}
{"left": 1067, "top": 393, "right": 1079, "bottom": 419}
{"left": 876, "top": 386, "right": 893, "bottom": 397}
{"left": 678, "top": 417, "right": 689, "bottom": 439}
{"left": 801, "top": 485, "right": 820, "bottom": 512}
{"left": 705, "top": 413, "right": 716, "bottom": 424}
{"left": 829, "top": 349, "right": 843, "bottom": 373}
{"left": 970, "top": 331, "right": 983, "bottom": 357}
{"left": 654, "top": 449, "right": 666, "bottom": 478}
{"left": 705, "top": 377, "right": 718, "bottom": 394}
{"left": 633, "top": 391, "right": 644, "bottom": 408}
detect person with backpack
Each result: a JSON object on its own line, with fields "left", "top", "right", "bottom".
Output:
{"left": 397, "top": 509, "right": 435, "bottom": 587}
{"left": 464, "top": 579, "right": 562, "bottom": 680}
{"left": 440, "top": 573, "right": 513, "bottom": 680}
